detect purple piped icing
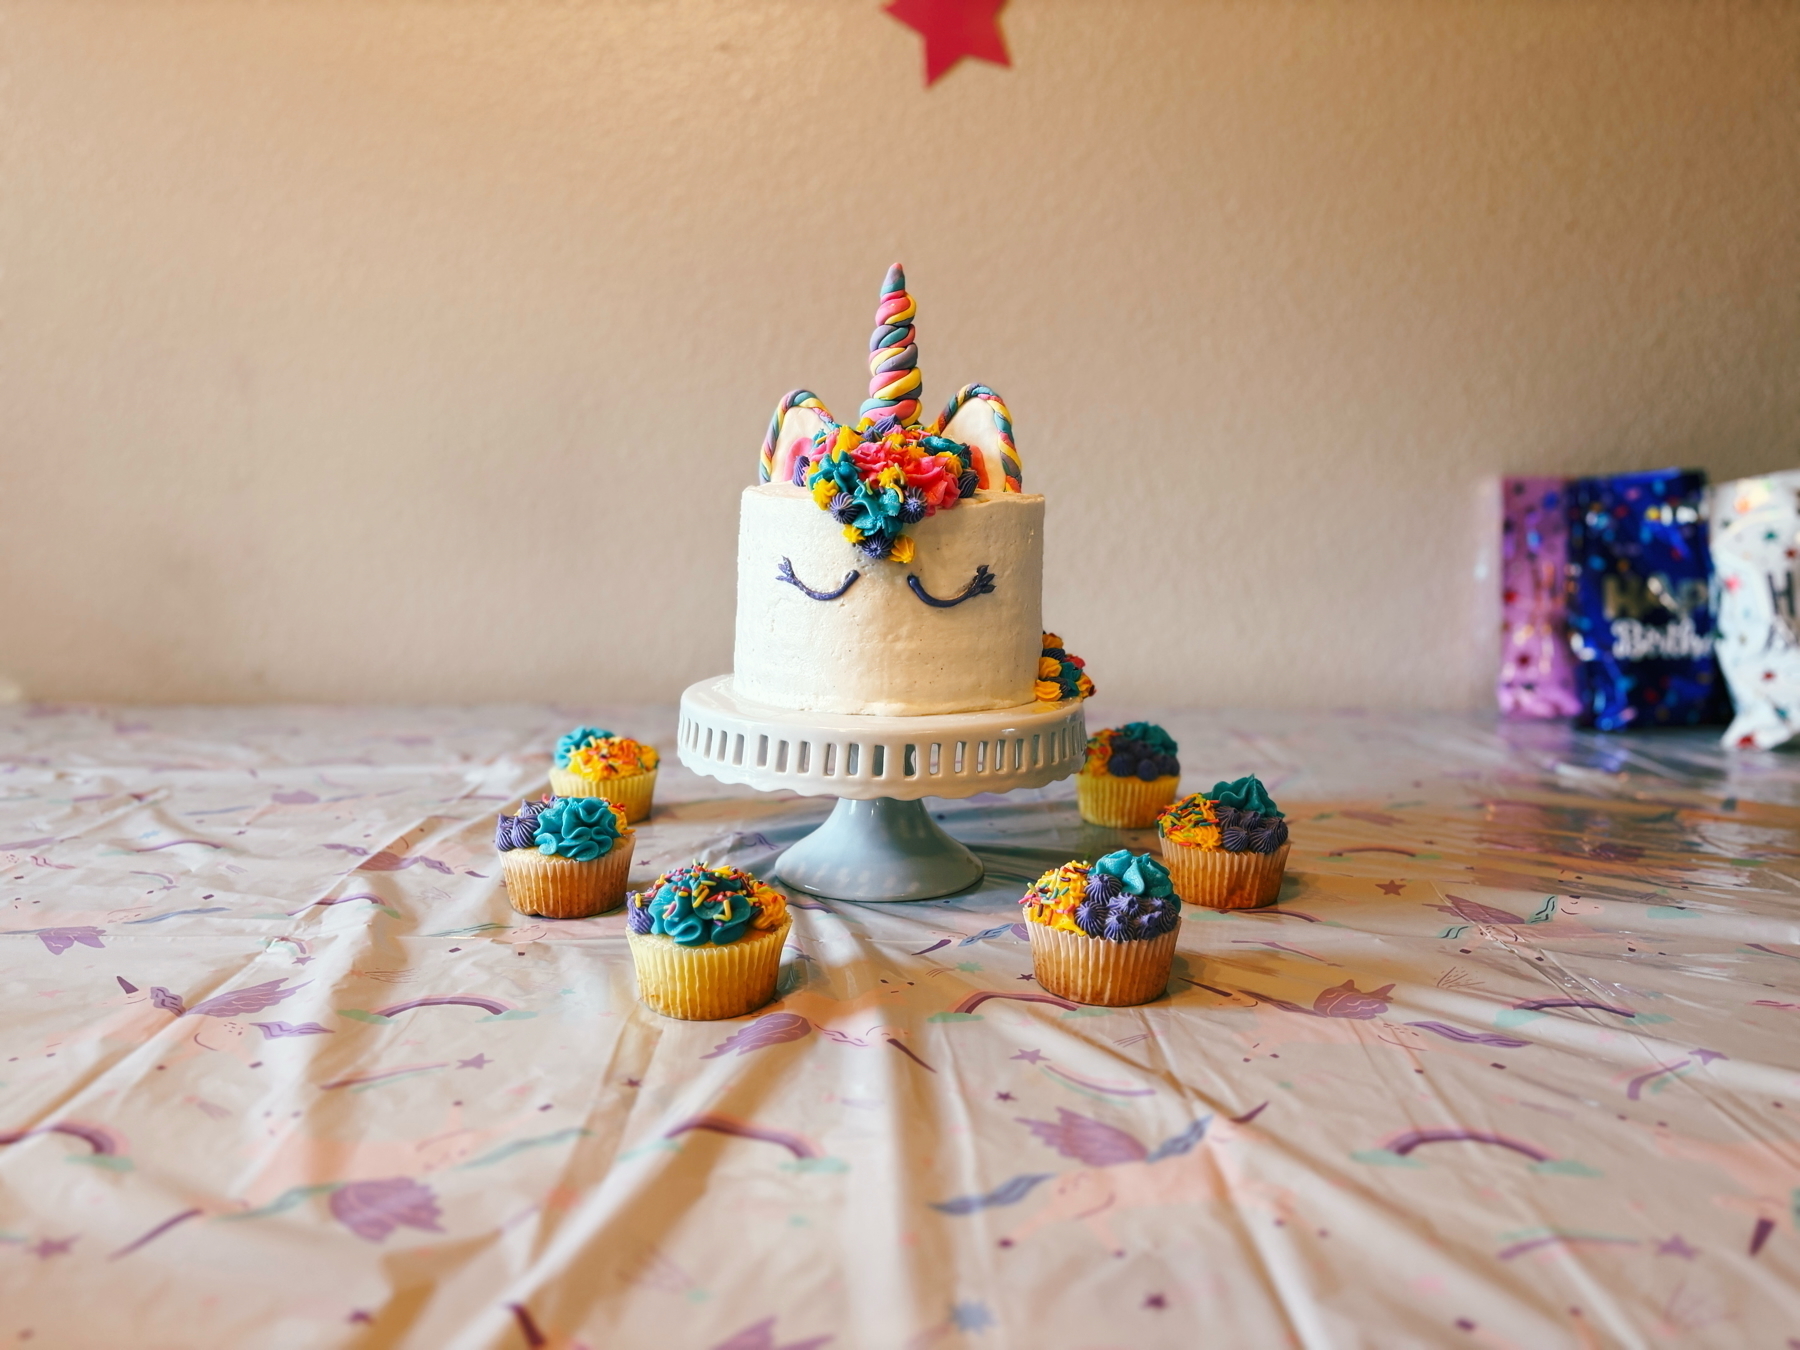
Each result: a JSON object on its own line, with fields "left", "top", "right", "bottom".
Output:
{"left": 1084, "top": 870, "right": 1123, "bottom": 904}
{"left": 1250, "top": 819, "right": 1289, "bottom": 854}
{"left": 626, "top": 897, "right": 654, "bottom": 935}
{"left": 1208, "top": 805, "right": 1289, "bottom": 854}
{"left": 495, "top": 798, "right": 551, "bottom": 852}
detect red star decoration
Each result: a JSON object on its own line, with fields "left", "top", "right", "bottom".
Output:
{"left": 886, "top": 0, "right": 1011, "bottom": 86}
{"left": 1376, "top": 880, "right": 1407, "bottom": 895}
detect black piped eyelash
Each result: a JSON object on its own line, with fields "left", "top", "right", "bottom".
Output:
{"left": 908, "top": 566, "right": 997, "bottom": 608}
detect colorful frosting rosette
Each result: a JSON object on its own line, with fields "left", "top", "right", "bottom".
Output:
{"left": 625, "top": 865, "right": 792, "bottom": 1021}
{"left": 1035, "top": 633, "right": 1095, "bottom": 704}
{"left": 1018, "top": 850, "right": 1181, "bottom": 1006}
{"left": 547, "top": 726, "right": 659, "bottom": 822}
{"left": 1157, "top": 775, "right": 1290, "bottom": 910}
{"left": 496, "top": 795, "right": 634, "bottom": 919}
{"left": 1077, "top": 722, "right": 1180, "bottom": 828}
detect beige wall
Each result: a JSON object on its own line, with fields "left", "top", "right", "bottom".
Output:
{"left": 2, "top": 1, "right": 1796, "bottom": 709}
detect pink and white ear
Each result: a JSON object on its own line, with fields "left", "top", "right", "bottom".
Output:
{"left": 760, "top": 391, "right": 837, "bottom": 486}
{"left": 935, "top": 385, "right": 1022, "bottom": 492}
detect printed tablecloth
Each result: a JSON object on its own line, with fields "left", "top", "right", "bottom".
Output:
{"left": 3, "top": 704, "right": 1799, "bottom": 1348}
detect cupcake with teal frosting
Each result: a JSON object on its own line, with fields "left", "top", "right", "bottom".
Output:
{"left": 1076, "top": 722, "right": 1180, "bottom": 828}
{"left": 626, "top": 864, "right": 792, "bottom": 1020}
{"left": 496, "top": 795, "right": 635, "bottom": 918}
{"left": 548, "top": 726, "right": 659, "bottom": 822}
{"left": 1157, "top": 774, "right": 1290, "bottom": 910}
{"left": 1018, "top": 849, "right": 1181, "bottom": 1006}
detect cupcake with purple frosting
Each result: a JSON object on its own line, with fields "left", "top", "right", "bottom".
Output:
{"left": 1076, "top": 722, "right": 1180, "bottom": 828}
{"left": 496, "top": 795, "right": 635, "bottom": 919}
{"left": 1157, "top": 774, "right": 1289, "bottom": 910}
{"left": 1018, "top": 850, "right": 1181, "bottom": 1006}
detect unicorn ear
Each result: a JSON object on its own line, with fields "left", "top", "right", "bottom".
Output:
{"left": 760, "top": 391, "right": 837, "bottom": 486}
{"left": 935, "top": 385, "right": 1021, "bottom": 492}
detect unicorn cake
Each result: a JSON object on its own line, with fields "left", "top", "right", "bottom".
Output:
{"left": 734, "top": 265, "right": 1088, "bottom": 717}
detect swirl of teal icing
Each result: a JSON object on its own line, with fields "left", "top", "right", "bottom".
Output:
{"left": 555, "top": 726, "right": 614, "bottom": 768}
{"left": 1118, "top": 722, "right": 1178, "bottom": 758}
{"left": 533, "top": 796, "right": 624, "bottom": 861}
{"left": 1091, "top": 848, "right": 1176, "bottom": 899}
{"left": 645, "top": 869, "right": 758, "bottom": 947}
{"left": 808, "top": 449, "right": 906, "bottom": 550}
{"left": 1207, "top": 774, "right": 1283, "bottom": 819}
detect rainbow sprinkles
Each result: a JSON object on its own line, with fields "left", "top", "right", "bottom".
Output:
{"left": 759, "top": 264, "right": 1024, "bottom": 564}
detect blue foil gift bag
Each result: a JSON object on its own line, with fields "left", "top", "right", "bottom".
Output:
{"left": 1566, "top": 468, "right": 1728, "bottom": 730}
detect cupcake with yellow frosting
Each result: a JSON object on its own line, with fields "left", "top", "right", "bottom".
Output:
{"left": 496, "top": 796, "right": 634, "bottom": 919}
{"left": 1077, "top": 722, "right": 1180, "bottom": 828}
{"left": 1019, "top": 850, "right": 1180, "bottom": 1006}
{"left": 1158, "top": 774, "right": 1290, "bottom": 910}
{"left": 548, "top": 726, "right": 659, "bottom": 823}
{"left": 626, "top": 864, "right": 791, "bottom": 1020}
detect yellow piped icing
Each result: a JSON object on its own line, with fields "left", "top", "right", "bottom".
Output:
{"left": 563, "top": 736, "right": 660, "bottom": 781}
{"left": 1034, "top": 633, "right": 1095, "bottom": 704}
{"left": 1019, "top": 861, "right": 1090, "bottom": 935}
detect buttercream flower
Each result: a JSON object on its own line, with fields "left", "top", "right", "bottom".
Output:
{"left": 555, "top": 727, "right": 613, "bottom": 768}
{"left": 1017, "top": 861, "right": 1088, "bottom": 934}
{"left": 1207, "top": 775, "right": 1284, "bottom": 819}
{"left": 1021, "top": 852, "right": 1178, "bottom": 942}
{"left": 532, "top": 796, "right": 627, "bottom": 862}
{"left": 901, "top": 452, "right": 961, "bottom": 514}
{"left": 1035, "top": 632, "right": 1097, "bottom": 702}
{"left": 563, "top": 736, "right": 659, "bottom": 780}
{"left": 1159, "top": 780, "right": 1281, "bottom": 852}
{"left": 495, "top": 797, "right": 552, "bottom": 851}
{"left": 630, "top": 864, "right": 788, "bottom": 948}
{"left": 802, "top": 417, "right": 977, "bottom": 564}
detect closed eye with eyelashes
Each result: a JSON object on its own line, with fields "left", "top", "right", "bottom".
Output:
{"left": 775, "top": 558, "right": 999, "bottom": 609}
{"left": 776, "top": 557, "right": 861, "bottom": 601}
{"left": 907, "top": 566, "right": 997, "bottom": 608}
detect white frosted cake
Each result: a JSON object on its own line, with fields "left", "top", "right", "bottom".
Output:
{"left": 730, "top": 264, "right": 1090, "bottom": 718}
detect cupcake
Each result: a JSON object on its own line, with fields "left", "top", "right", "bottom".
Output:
{"left": 1076, "top": 722, "right": 1181, "bottom": 828}
{"left": 548, "top": 726, "right": 659, "bottom": 823}
{"left": 497, "top": 795, "right": 635, "bottom": 919}
{"left": 1019, "top": 850, "right": 1181, "bottom": 1006}
{"left": 1157, "top": 774, "right": 1290, "bottom": 910}
{"left": 626, "top": 864, "right": 792, "bottom": 1021}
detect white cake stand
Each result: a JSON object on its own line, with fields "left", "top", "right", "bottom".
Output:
{"left": 676, "top": 674, "right": 1086, "bottom": 902}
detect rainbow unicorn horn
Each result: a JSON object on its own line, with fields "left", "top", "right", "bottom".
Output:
{"left": 859, "top": 263, "right": 922, "bottom": 427}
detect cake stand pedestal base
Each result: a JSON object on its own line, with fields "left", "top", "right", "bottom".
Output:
{"left": 676, "top": 674, "right": 1086, "bottom": 903}
{"left": 774, "top": 797, "right": 983, "bottom": 903}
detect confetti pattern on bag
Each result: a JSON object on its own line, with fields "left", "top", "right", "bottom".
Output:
{"left": 1566, "top": 468, "right": 1726, "bottom": 731}
{"left": 1711, "top": 469, "right": 1800, "bottom": 749}
{"left": 1497, "top": 477, "right": 1581, "bottom": 718}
